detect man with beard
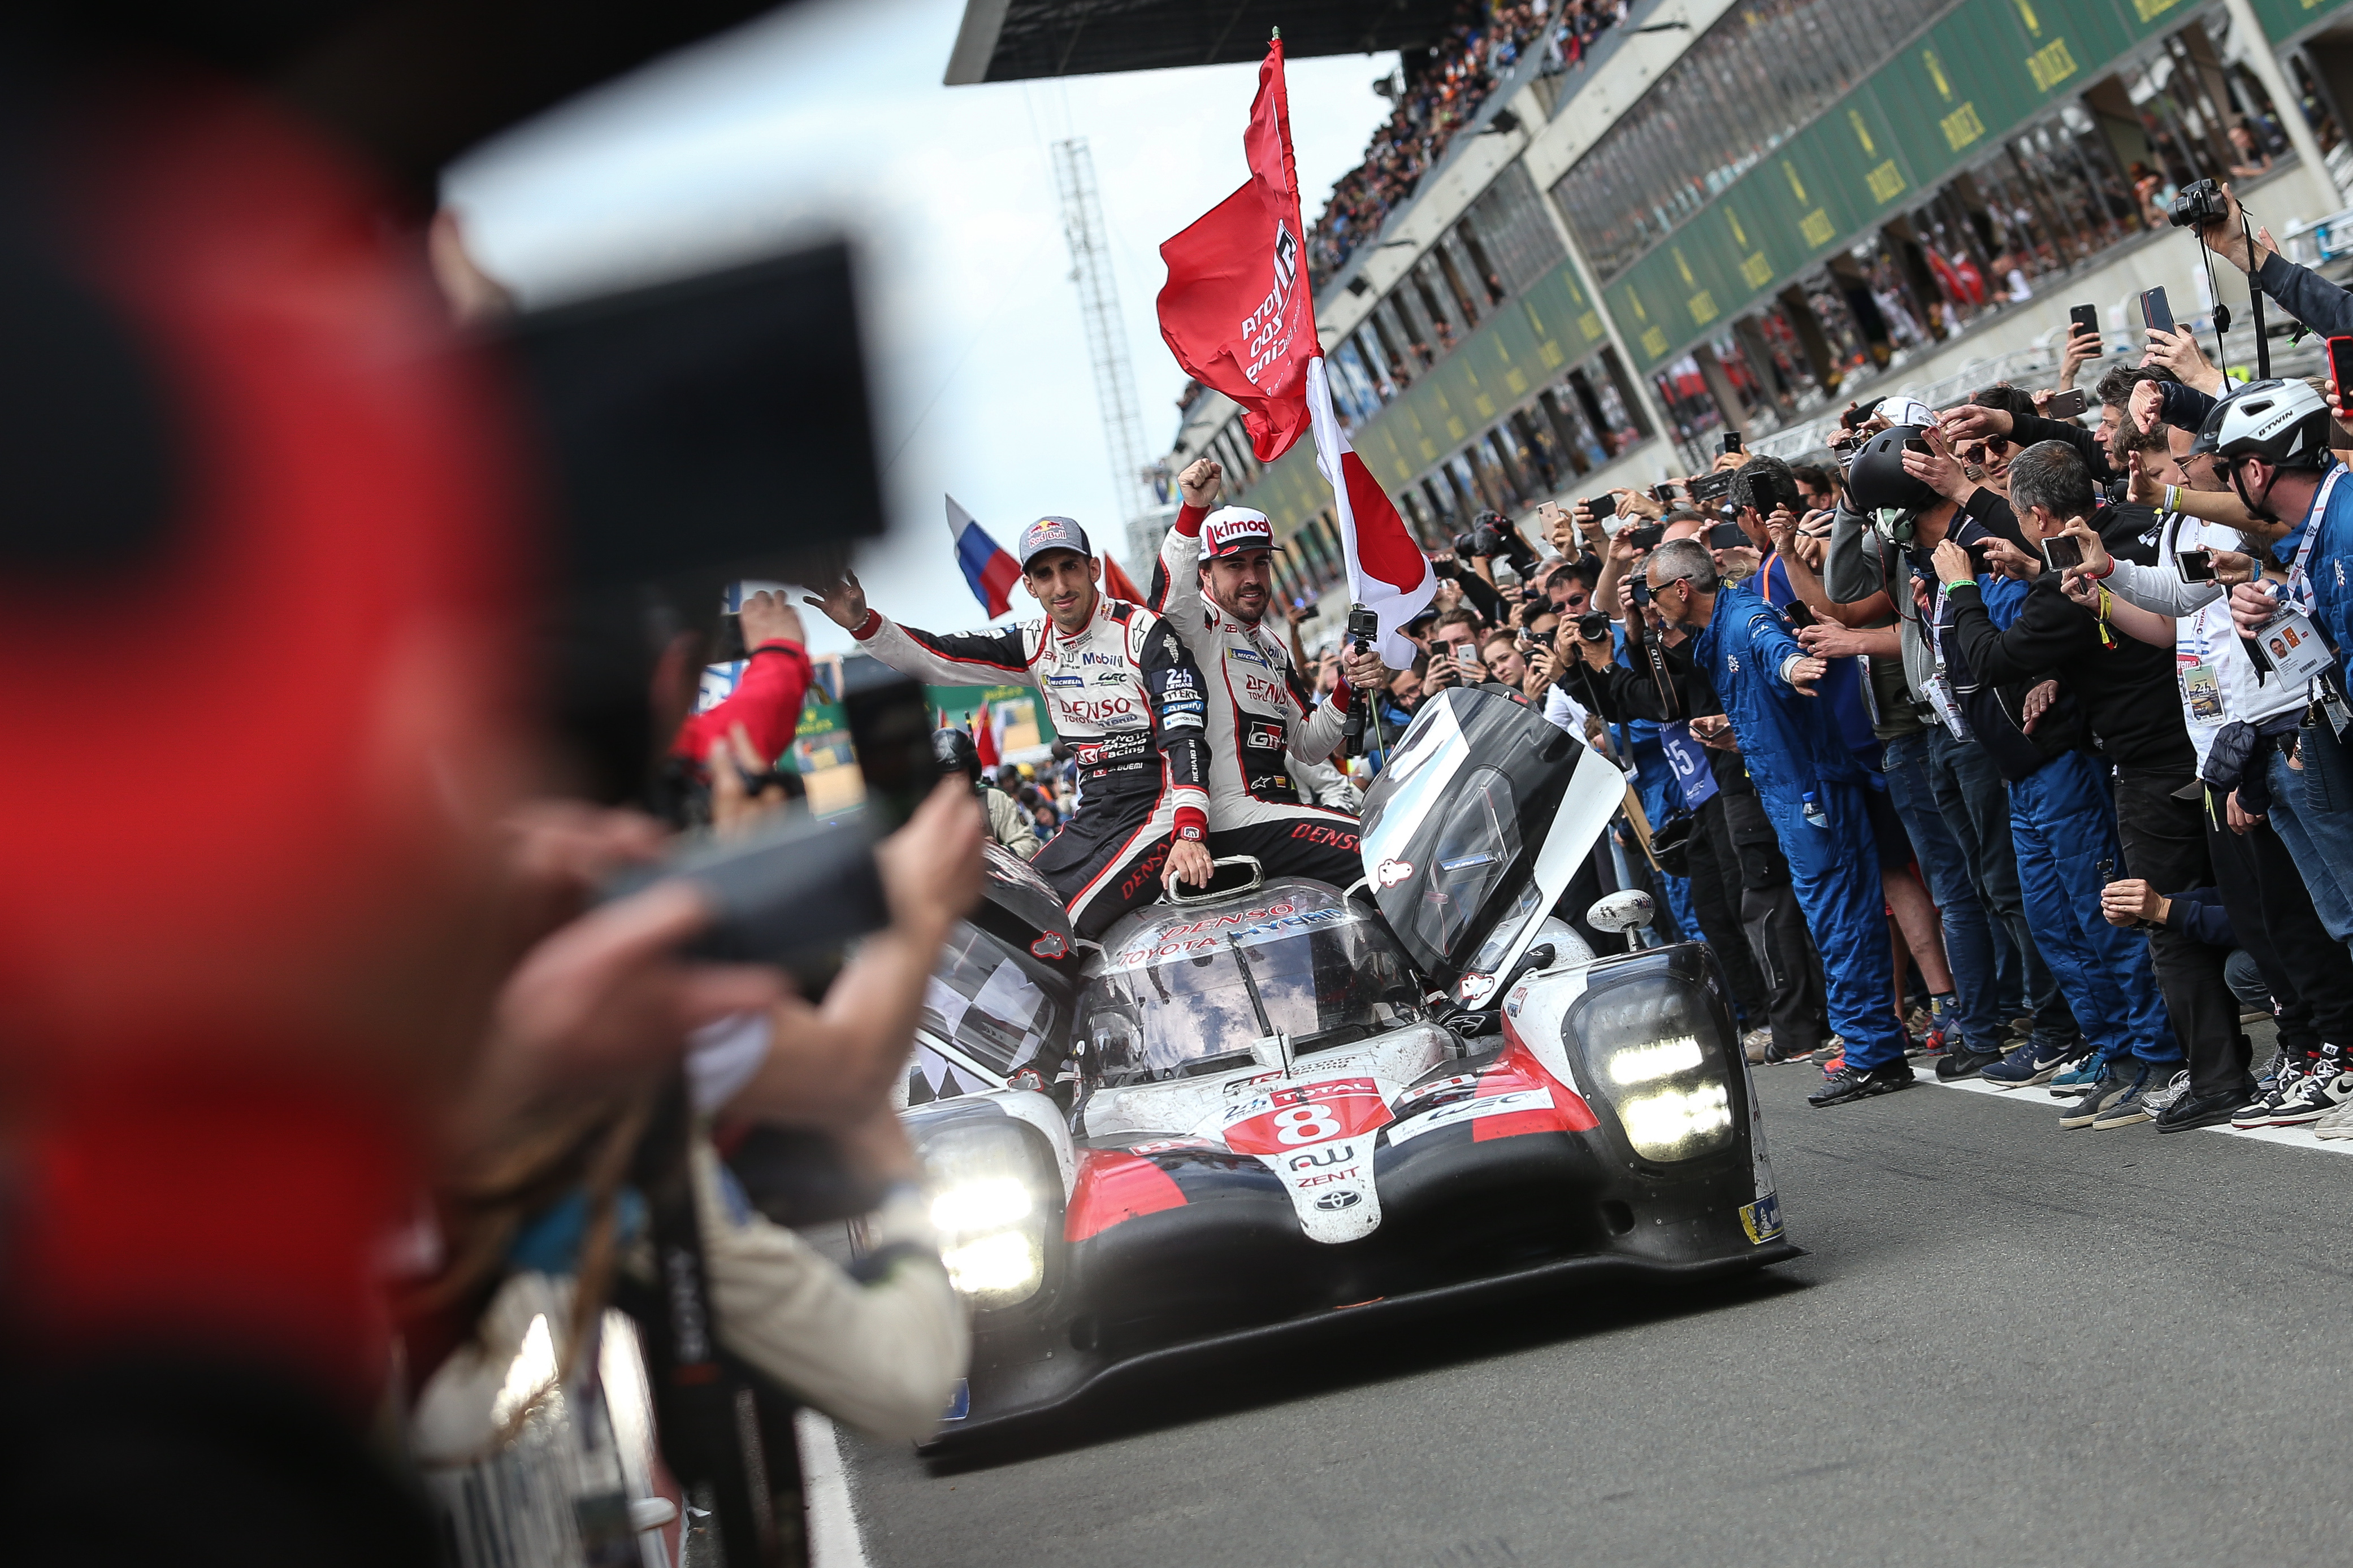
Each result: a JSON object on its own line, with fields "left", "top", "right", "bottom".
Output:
{"left": 1150, "top": 458, "right": 1386, "bottom": 884}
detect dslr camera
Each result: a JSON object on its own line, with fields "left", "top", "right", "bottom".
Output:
{"left": 1575, "top": 610, "right": 1613, "bottom": 642}
{"left": 2169, "top": 177, "right": 2228, "bottom": 229}
{"left": 1454, "top": 509, "right": 1540, "bottom": 575}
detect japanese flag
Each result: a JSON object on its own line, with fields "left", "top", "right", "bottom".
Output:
{"left": 1305, "top": 358, "right": 1436, "bottom": 668}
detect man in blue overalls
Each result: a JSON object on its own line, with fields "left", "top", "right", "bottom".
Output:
{"left": 1646, "top": 538, "right": 1913, "bottom": 1105}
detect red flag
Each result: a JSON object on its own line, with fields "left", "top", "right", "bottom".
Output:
{"left": 970, "top": 709, "right": 999, "bottom": 770}
{"left": 1156, "top": 37, "right": 1320, "bottom": 463}
{"left": 1100, "top": 551, "right": 1146, "bottom": 605}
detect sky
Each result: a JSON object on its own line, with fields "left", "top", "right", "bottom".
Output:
{"left": 445, "top": 0, "right": 1399, "bottom": 654}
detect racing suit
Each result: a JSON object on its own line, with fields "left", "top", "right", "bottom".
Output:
{"left": 1150, "top": 506, "right": 1364, "bottom": 887}
{"left": 1690, "top": 581, "right": 1909, "bottom": 1071}
{"left": 849, "top": 598, "right": 1209, "bottom": 939}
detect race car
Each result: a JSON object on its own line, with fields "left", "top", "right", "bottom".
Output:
{"left": 895, "top": 685, "right": 1796, "bottom": 1445}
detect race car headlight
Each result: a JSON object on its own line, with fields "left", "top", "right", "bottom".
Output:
{"left": 1571, "top": 974, "right": 1736, "bottom": 1162}
{"left": 917, "top": 1121, "right": 1052, "bottom": 1310}
{"left": 1617, "top": 1081, "right": 1732, "bottom": 1159}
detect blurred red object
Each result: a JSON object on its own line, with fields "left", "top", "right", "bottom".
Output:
{"left": 0, "top": 71, "right": 534, "bottom": 1396}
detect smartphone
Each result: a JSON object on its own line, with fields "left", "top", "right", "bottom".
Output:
{"left": 2069, "top": 303, "right": 2100, "bottom": 342}
{"left": 1650, "top": 483, "right": 1681, "bottom": 506}
{"left": 2329, "top": 336, "right": 2353, "bottom": 414}
{"left": 2139, "top": 286, "right": 2174, "bottom": 336}
{"left": 2177, "top": 548, "right": 2217, "bottom": 583}
{"left": 1723, "top": 430, "right": 1743, "bottom": 455}
{"left": 1628, "top": 523, "right": 1666, "bottom": 551}
{"left": 1705, "top": 520, "right": 1748, "bottom": 551}
{"left": 837, "top": 663, "right": 941, "bottom": 829}
{"left": 2043, "top": 535, "right": 2087, "bottom": 572}
{"left": 1782, "top": 601, "right": 1817, "bottom": 629}
{"left": 2048, "top": 387, "right": 2090, "bottom": 419}
{"left": 1583, "top": 492, "right": 1619, "bottom": 520}
{"left": 1452, "top": 642, "right": 1481, "bottom": 669}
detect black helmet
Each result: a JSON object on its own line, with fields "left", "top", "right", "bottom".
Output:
{"left": 931, "top": 727, "right": 981, "bottom": 787}
{"left": 1845, "top": 425, "right": 1943, "bottom": 514}
{"left": 2194, "top": 378, "right": 2332, "bottom": 470}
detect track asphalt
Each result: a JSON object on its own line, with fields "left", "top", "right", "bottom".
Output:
{"left": 839, "top": 1026, "right": 2353, "bottom": 1566}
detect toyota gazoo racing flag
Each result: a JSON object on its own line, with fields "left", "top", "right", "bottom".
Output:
{"left": 1156, "top": 34, "right": 1317, "bottom": 462}
{"left": 1157, "top": 33, "right": 1433, "bottom": 666}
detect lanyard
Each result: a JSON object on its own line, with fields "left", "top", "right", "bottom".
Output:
{"left": 2280, "top": 461, "right": 2343, "bottom": 613}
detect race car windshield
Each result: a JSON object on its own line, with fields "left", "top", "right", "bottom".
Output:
{"left": 1080, "top": 885, "right": 1423, "bottom": 1087}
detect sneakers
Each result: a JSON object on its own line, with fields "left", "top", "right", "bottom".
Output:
{"left": 2057, "top": 1065, "right": 2132, "bottom": 1128}
{"left": 1741, "top": 1027, "right": 1774, "bottom": 1065}
{"left": 2313, "top": 1098, "right": 2353, "bottom": 1140}
{"left": 2139, "top": 1070, "right": 2191, "bottom": 1115}
{"left": 1809, "top": 1060, "right": 1916, "bottom": 1107}
{"left": 2091, "top": 1062, "right": 2174, "bottom": 1130}
{"left": 2045, "top": 1053, "right": 2105, "bottom": 1098}
{"left": 2235, "top": 1053, "right": 2316, "bottom": 1128}
{"left": 2157, "top": 1080, "right": 2258, "bottom": 1133}
{"left": 1935, "top": 1043, "right": 2005, "bottom": 1081}
{"left": 1983, "top": 1036, "right": 2072, "bottom": 1089}
{"left": 2262, "top": 1048, "right": 2353, "bottom": 1126}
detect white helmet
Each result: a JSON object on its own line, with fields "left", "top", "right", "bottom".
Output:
{"left": 2195, "top": 378, "right": 2333, "bottom": 472}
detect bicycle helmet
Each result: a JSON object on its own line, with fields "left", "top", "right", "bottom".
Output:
{"left": 2194, "top": 378, "right": 2332, "bottom": 469}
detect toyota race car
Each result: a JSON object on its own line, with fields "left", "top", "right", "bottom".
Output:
{"left": 890, "top": 686, "right": 1797, "bottom": 1445}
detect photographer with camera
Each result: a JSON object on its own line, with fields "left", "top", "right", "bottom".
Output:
{"left": 933, "top": 727, "right": 1039, "bottom": 860}
{"left": 811, "top": 519, "right": 1214, "bottom": 937}
{"left": 2188, "top": 180, "right": 2353, "bottom": 344}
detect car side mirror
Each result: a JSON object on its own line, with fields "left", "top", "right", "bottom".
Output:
{"left": 1586, "top": 889, "right": 1653, "bottom": 952}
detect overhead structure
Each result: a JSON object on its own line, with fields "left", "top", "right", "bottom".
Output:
{"left": 946, "top": 0, "right": 1457, "bottom": 83}
{"left": 1047, "top": 137, "right": 1155, "bottom": 564}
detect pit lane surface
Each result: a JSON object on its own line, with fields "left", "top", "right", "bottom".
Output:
{"left": 832, "top": 1028, "right": 2353, "bottom": 1567}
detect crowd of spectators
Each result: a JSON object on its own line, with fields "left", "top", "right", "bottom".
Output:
{"left": 1345, "top": 179, "right": 2353, "bottom": 1134}
{"left": 1308, "top": 0, "right": 1633, "bottom": 279}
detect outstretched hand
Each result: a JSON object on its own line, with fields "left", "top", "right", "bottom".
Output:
{"left": 805, "top": 570, "right": 869, "bottom": 631}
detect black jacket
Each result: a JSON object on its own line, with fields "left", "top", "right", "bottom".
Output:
{"left": 1942, "top": 574, "right": 2192, "bottom": 773}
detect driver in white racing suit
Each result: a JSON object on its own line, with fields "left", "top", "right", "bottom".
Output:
{"left": 811, "top": 516, "right": 1215, "bottom": 939}
{"left": 1149, "top": 458, "right": 1385, "bottom": 886}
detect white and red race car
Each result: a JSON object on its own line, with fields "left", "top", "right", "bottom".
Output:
{"left": 896, "top": 686, "right": 1796, "bottom": 1445}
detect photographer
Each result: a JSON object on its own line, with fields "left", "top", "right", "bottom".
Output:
{"left": 669, "top": 590, "right": 813, "bottom": 803}
{"left": 2192, "top": 181, "right": 2353, "bottom": 344}
{"left": 934, "top": 727, "right": 1038, "bottom": 860}
{"left": 1640, "top": 540, "right": 1908, "bottom": 1105}
{"left": 1931, "top": 440, "right": 2195, "bottom": 1124}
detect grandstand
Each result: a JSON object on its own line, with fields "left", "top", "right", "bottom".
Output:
{"left": 952, "top": 0, "right": 2353, "bottom": 625}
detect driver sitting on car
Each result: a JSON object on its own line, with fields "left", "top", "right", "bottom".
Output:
{"left": 1150, "top": 457, "right": 1388, "bottom": 888}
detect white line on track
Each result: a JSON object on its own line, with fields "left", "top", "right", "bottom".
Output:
{"left": 1906, "top": 1062, "right": 2353, "bottom": 1156}
{"left": 796, "top": 1410, "right": 873, "bottom": 1568}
